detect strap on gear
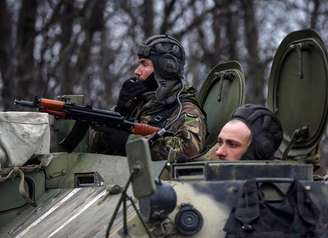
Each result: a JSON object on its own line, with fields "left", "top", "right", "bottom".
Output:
{"left": 0, "top": 165, "right": 41, "bottom": 206}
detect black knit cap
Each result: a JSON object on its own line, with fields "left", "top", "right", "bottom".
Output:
{"left": 231, "top": 104, "right": 283, "bottom": 160}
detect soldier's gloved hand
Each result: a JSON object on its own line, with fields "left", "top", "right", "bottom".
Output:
{"left": 116, "top": 74, "right": 158, "bottom": 116}
{"left": 115, "top": 77, "right": 149, "bottom": 115}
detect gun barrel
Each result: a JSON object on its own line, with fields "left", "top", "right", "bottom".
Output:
{"left": 14, "top": 100, "right": 37, "bottom": 108}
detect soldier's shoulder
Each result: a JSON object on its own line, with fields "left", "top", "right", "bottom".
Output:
{"left": 182, "top": 101, "right": 204, "bottom": 117}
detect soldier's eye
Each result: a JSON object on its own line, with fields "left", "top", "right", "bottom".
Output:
{"left": 217, "top": 138, "right": 223, "bottom": 146}
{"left": 227, "top": 140, "right": 240, "bottom": 148}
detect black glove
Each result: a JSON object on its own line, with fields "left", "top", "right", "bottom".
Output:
{"left": 116, "top": 75, "right": 158, "bottom": 115}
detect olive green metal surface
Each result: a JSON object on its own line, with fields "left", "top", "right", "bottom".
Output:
{"left": 199, "top": 61, "right": 246, "bottom": 147}
{"left": 268, "top": 29, "right": 328, "bottom": 158}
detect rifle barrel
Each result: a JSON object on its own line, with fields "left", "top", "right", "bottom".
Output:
{"left": 14, "top": 100, "right": 37, "bottom": 108}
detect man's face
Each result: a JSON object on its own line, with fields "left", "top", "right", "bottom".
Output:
{"left": 134, "top": 58, "right": 154, "bottom": 80}
{"left": 215, "top": 120, "right": 251, "bottom": 161}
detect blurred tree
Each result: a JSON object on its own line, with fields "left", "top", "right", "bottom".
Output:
{"left": 16, "top": 0, "right": 38, "bottom": 101}
{"left": 0, "top": 0, "right": 327, "bottom": 109}
{"left": 0, "top": 0, "right": 15, "bottom": 110}
{"left": 240, "top": 0, "right": 265, "bottom": 104}
{"left": 142, "top": 0, "right": 154, "bottom": 37}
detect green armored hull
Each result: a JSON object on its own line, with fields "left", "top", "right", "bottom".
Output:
{"left": 1, "top": 156, "right": 328, "bottom": 238}
{"left": 109, "top": 159, "right": 328, "bottom": 237}
{"left": 0, "top": 153, "right": 130, "bottom": 238}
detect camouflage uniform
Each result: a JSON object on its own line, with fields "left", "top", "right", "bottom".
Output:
{"left": 131, "top": 85, "right": 207, "bottom": 161}
{"left": 144, "top": 105, "right": 206, "bottom": 160}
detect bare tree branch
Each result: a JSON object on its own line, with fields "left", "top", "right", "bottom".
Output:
{"left": 0, "top": 0, "right": 15, "bottom": 110}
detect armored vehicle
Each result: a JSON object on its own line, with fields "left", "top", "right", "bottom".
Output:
{"left": 1, "top": 29, "right": 328, "bottom": 238}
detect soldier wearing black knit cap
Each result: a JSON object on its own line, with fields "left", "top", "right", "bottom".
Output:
{"left": 214, "top": 104, "right": 283, "bottom": 161}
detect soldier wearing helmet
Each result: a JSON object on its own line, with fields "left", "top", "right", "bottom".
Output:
{"left": 206, "top": 104, "right": 283, "bottom": 161}
{"left": 91, "top": 34, "right": 207, "bottom": 161}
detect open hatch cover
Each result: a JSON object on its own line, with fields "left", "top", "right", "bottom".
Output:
{"left": 267, "top": 29, "right": 328, "bottom": 158}
{"left": 199, "top": 61, "right": 245, "bottom": 147}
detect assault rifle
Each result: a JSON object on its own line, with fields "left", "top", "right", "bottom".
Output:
{"left": 14, "top": 97, "right": 160, "bottom": 137}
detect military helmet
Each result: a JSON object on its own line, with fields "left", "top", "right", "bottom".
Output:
{"left": 231, "top": 104, "right": 283, "bottom": 160}
{"left": 137, "top": 34, "right": 185, "bottom": 79}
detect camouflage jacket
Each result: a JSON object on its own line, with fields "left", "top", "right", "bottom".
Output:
{"left": 133, "top": 86, "right": 207, "bottom": 161}
{"left": 142, "top": 101, "right": 206, "bottom": 161}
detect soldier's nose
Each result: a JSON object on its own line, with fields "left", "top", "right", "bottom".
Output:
{"left": 215, "top": 145, "right": 226, "bottom": 159}
{"left": 134, "top": 67, "right": 141, "bottom": 78}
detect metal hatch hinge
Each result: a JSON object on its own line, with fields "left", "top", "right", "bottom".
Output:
{"left": 282, "top": 126, "right": 309, "bottom": 160}
{"left": 296, "top": 44, "right": 304, "bottom": 79}
{"left": 290, "top": 42, "right": 314, "bottom": 80}
{"left": 216, "top": 71, "right": 235, "bottom": 102}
